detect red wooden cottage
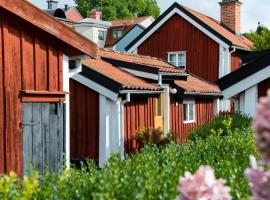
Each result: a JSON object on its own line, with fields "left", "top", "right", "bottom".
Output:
{"left": 125, "top": 0, "right": 253, "bottom": 111}
{"left": 70, "top": 48, "right": 220, "bottom": 166}
{"left": 99, "top": 49, "right": 221, "bottom": 142}
{"left": 70, "top": 53, "right": 161, "bottom": 166}
{"left": 0, "top": 0, "right": 96, "bottom": 176}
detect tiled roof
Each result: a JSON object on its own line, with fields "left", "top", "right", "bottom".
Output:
{"left": 98, "top": 48, "right": 185, "bottom": 73}
{"left": 105, "top": 16, "right": 151, "bottom": 47}
{"left": 182, "top": 6, "right": 253, "bottom": 50}
{"left": 82, "top": 59, "right": 158, "bottom": 91}
{"left": 105, "top": 24, "right": 136, "bottom": 47}
{"left": 111, "top": 16, "right": 151, "bottom": 26}
{"left": 175, "top": 74, "right": 221, "bottom": 94}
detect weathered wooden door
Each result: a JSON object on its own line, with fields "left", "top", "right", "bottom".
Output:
{"left": 22, "top": 103, "right": 64, "bottom": 175}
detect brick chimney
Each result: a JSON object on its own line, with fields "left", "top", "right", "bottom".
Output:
{"left": 47, "top": 0, "right": 58, "bottom": 10}
{"left": 219, "top": 0, "right": 242, "bottom": 35}
{"left": 89, "top": 9, "right": 102, "bottom": 20}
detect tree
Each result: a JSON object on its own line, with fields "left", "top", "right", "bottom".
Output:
{"left": 244, "top": 23, "right": 270, "bottom": 51}
{"left": 74, "top": 0, "right": 160, "bottom": 21}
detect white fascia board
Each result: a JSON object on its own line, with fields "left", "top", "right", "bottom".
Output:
{"left": 222, "top": 64, "right": 270, "bottom": 99}
{"left": 72, "top": 74, "right": 119, "bottom": 102}
{"left": 127, "top": 8, "right": 230, "bottom": 52}
{"left": 120, "top": 67, "right": 159, "bottom": 80}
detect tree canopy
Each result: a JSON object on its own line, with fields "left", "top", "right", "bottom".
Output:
{"left": 244, "top": 23, "right": 270, "bottom": 51}
{"left": 74, "top": 0, "right": 160, "bottom": 21}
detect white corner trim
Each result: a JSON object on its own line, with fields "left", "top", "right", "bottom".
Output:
{"left": 63, "top": 54, "right": 70, "bottom": 169}
{"left": 72, "top": 74, "right": 119, "bottom": 102}
{"left": 127, "top": 7, "right": 230, "bottom": 52}
{"left": 222, "top": 64, "right": 270, "bottom": 99}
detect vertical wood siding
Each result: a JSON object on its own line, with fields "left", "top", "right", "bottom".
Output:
{"left": 124, "top": 97, "right": 155, "bottom": 153}
{"left": 231, "top": 53, "right": 241, "bottom": 72}
{"left": 258, "top": 77, "right": 270, "bottom": 98}
{"left": 0, "top": 10, "right": 64, "bottom": 176}
{"left": 170, "top": 97, "right": 214, "bottom": 142}
{"left": 70, "top": 80, "right": 99, "bottom": 160}
{"left": 138, "top": 14, "right": 220, "bottom": 83}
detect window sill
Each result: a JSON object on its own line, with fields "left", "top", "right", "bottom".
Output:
{"left": 183, "top": 120, "right": 196, "bottom": 124}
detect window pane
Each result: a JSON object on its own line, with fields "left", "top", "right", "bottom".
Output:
{"left": 189, "top": 104, "right": 194, "bottom": 121}
{"left": 177, "top": 54, "right": 186, "bottom": 67}
{"left": 169, "top": 54, "right": 177, "bottom": 66}
{"left": 184, "top": 104, "right": 188, "bottom": 121}
{"left": 98, "top": 30, "right": 104, "bottom": 40}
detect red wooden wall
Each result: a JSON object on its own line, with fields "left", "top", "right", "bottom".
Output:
{"left": 258, "top": 78, "right": 270, "bottom": 98}
{"left": 124, "top": 97, "right": 155, "bottom": 153}
{"left": 231, "top": 53, "right": 241, "bottom": 72}
{"left": 138, "top": 14, "right": 220, "bottom": 83}
{"left": 170, "top": 98, "right": 214, "bottom": 142}
{"left": 0, "top": 10, "right": 64, "bottom": 176}
{"left": 70, "top": 80, "right": 99, "bottom": 160}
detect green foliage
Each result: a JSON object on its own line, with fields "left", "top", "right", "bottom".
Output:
{"left": 0, "top": 128, "right": 257, "bottom": 200}
{"left": 74, "top": 0, "right": 160, "bottom": 21}
{"left": 245, "top": 24, "right": 270, "bottom": 51}
{"left": 135, "top": 128, "right": 175, "bottom": 147}
{"left": 188, "top": 112, "right": 252, "bottom": 141}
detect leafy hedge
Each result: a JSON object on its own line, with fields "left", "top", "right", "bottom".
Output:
{"left": 188, "top": 112, "right": 252, "bottom": 141}
{"left": 0, "top": 128, "right": 257, "bottom": 200}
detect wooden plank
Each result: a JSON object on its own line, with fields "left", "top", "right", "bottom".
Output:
{"left": 0, "top": 0, "right": 97, "bottom": 58}
{"left": 21, "top": 96, "right": 65, "bottom": 103}
{"left": 22, "top": 103, "right": 33, "bottom": 175}
{"left": 58, "top": 51, "right": 63, "bottom": 91}
{"left": 56, "top": 103, "right": 64, "bottom": 171}
{"left": 32, "top": 103, "right": 43, "bottom": 173}
{"left": 42, "top": 103, "right": 50, "bottom": 172}
{"left": 34, "top": 38, "right": 48, "bottom": 91}
{"left": 0, "top": 18, "right": 5, "bottom": 174}
{"left": 3, "top": 20, "right": 23, "bottom": 176}
{"left": 48, "top": 46, "right": 59, "bottom": 91}
{"left": 21, "top": 32, "right": 35, "bottom": 90}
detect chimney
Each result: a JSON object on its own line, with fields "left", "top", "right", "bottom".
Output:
{"left": 64, "top": 4, "right": 69, "bottom": 11}
{"left": 219, "top": 0, "right": 242, "bottom": 35}
{"left": 47, "top": 0, "right": 58, "bottom": 10}
{"left": 89, "top": 9, "right": 102, "bottom": 20}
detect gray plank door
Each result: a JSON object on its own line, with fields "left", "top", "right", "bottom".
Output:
{"left": 22, "top": 103, "right": 64, "bottom": 175}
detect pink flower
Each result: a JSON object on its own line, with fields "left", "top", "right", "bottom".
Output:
{"left": 253, "top": 89, "right": 270, "bottom": 162}
{"left": 245, "top": 156, "right": 270, "bottom": 200}
{"left": 177, "top": 166, "right": 231, "bottom": 200}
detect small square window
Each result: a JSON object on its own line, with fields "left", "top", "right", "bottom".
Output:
{"left": 168, "top": 52, "right": 186, "bottom": 68}
{"left": 183, "top": 100, "right": 195, "bottom": 123}
{"left": 113, "top": 30, "right": 122, "bottom": 39}
{"left": 98, "top": 30, "right": 105, "bottom": 41}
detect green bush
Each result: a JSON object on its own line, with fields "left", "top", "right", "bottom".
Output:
{"left": 0, "top": 128, "right": 257, "bottom": 200}
{"left": 188, "top": 112, "right": 252, "bottom": 141}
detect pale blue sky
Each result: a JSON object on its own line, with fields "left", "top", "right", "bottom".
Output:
{"left": 29, "top": 0, "right": 270, "bottom": 33}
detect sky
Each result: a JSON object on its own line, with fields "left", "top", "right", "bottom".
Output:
{"left": 29, "top": 0, "right": 270, "bottom": 33}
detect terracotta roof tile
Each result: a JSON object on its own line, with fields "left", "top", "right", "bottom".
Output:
{"left": 82, "top": 59, "right": 158, "bottom": 91}
{"left": 105, "top": 16, "right": 151, "bottom": 47}
{"left": 98, "top": 48, "right": 185, "bottom": 73}
{"left": 183, "top": 6, "right": 253, "bottom": 49}
{"left": 111, "top": 16, "right": 151, "bottom": 26}
{"left": 105, "top": 24, "right": 136, "bottom": 47}
{"left": 175, "top": 74, "right": 221, "bottom": 94}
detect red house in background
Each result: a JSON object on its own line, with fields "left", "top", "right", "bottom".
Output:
{"left": 126, "top": 0, "right": 253, "bottom": 111}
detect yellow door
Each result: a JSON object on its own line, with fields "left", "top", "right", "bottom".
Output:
{"left": 154, "top": 94, "right": 164, "bottom": 131}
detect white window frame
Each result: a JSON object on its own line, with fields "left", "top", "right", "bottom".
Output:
{"left": 113, "top": 30, "right": 122, "bottom": 39}
{"left": 98, "top": 30, "right": 105, "bottom": 41}
{"left": 183, "top": 99, "right": 196, "bottom": 124}
{"left": 167, "top": 51, "right": 186, "bottom": 68}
